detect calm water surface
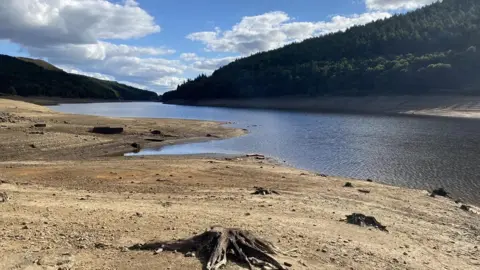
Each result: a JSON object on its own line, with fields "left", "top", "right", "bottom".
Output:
{"left": 51, "top": 102, "right": 480, "bottom": 204}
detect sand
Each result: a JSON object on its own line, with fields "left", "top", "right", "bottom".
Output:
{"left": 0, "top": 98, "right": 479, "bottom": 270}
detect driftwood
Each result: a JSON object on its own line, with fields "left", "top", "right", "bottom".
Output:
{"left": 91, "top": 127, "right": 124, "bottom": 134}
{"left": 345, "top": 213, "right": 388, "bottom": 232}
{"left": 129, "top": 226, "right": 287, "bottom": 270}
{"left": 252, "top": 187, "right": 279, "bottom": 195}
{"left": 0, "top": 192, "right": 9, "bottom": 203}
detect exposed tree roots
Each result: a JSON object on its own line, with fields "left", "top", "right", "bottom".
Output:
{"left": 252, "top": 187, "right": 279, "bottom": 195}
{"left": 345, "top": 213, "right": 388, "bottom": 232}
{"left": 129, "top": 226, "right": 288, "bottom": 270}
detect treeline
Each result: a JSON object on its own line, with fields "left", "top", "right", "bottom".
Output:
{"left": 0, "top": 55, "right": 159, "bottom": 101}
{"left": 163, "top": 0, "right": 480, "bottom": 101}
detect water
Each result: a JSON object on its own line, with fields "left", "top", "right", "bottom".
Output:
{"left": 51, "top": 102, "right": 480, "bottom": 204}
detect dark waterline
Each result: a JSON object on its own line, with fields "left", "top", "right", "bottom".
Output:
{"left": 50, "top": 102, "right": 480, "bottom": 204}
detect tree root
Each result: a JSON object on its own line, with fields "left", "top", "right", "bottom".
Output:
{"left": 252, "top": 187, "right": 279, "bottom": 195}
{"left": 129, "top": 226, "right": 288, "bottom": 270}
{"left": 345, "top": 213, "right": 388, "bottom": 232}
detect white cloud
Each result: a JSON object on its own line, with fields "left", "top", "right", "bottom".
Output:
{"left": 365, "top": 0, "right": 439, "bottom": 11}
{"left": 187, "top": 11, "right": 391, "bottom": 55}
{"left": 59, "top": 65, "right": 115, "bottom": 81}
{"left": 152, "top": 76, "right": 186, "bottom": 90}
{"left": 0, "top": 0, "right": 160, "bottom": 47}
{"left": 191, "top": 56, "right": 238, "bottom": 73}
{"left": 180, "top": 53, "right": 202, "bottom": 61}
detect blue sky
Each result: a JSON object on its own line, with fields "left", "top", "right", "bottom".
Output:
{"left": 0, "top": 0, "right": 437, "bottom": 93}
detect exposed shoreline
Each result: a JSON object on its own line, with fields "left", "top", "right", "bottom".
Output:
{"left": 166, "top": 95, "right": 480, "bottom": 119}
{"left": 1, "top": 98, "right": 479, "bottom": 269}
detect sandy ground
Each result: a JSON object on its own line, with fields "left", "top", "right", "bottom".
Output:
{"left": 1, "top": 99, "right": 479, "bottom": 270}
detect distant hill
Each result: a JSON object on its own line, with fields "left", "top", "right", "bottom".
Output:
{"left": 16, "top": 57, "right": 63, "bottom": 72}
{"left": 0, "top": 55, "right": 158, "bottom": 101}
{"left": 163, "top": 0, "right": 480, "bottom": 102}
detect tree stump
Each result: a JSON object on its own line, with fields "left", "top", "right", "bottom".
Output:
{"left": 130, "top": 226, "right": 287, "bottom": 270}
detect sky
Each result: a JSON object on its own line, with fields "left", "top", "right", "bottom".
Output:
{"left": 0, "top": 0, "right": 439, "bottom": 93}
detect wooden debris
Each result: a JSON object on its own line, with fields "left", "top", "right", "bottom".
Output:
{"left": 246, "top": 154, "right": 265, "bottom": 160}
{"left": 252, "top": 187, "right": 279, "bottom": 195}
{"left": 0, "top": 192, "right": 9, "bottom": 203}
{"left": 357, "top": 189, "right": 371, "bottom": 194}
{"left": 91, "top": 127, "right": 124, "bottom": 134}
{"left": 130, "top": 226, "right": 287, "bottom": 270}
{"left": 345, "top": 213, "right": 388, "bottom": 232}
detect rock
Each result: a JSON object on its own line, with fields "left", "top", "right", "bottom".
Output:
{"left": 430, "top": 188, "right": 449, "bottom": 197}
{"left": 206, "top": 133, "right": 213, "bottom": 137}
{"left": 185, "top": 251, "right": 195, "bottom": 257}
{"left": 29, "top": 144, "right": 36, "bottom": 148}
{"left": 94, "top": 243, "right": 108, "bottom": 249}
{"left": 120, "top": 247, "right": 129, "bottom": 252}
{"left": 357, "top": 189, "right": 371, "bottom": 194}
{"left": 22, "top": 225, "right": 29, "bottom": 229}
{"left": 284, "top": 262, "right": 293, "bottom": 267}
{"left": 321, "top": 248, "right": 328, "bottom": 253}
{"left": 135, "top": 212, "right": 143, "bottom": 217}
{"left": 366, "top": 179, "right": 373, "bottom": 182}
{"left": 154, "top": 248, "right": 163, "bottom": 254}
{"left": 460, "top": 204, "right": 471, "bottom": 211}
{"left": 344, "top": 182, "right": 353, "bottom": 188}
{"left": 131, "top": 142, "right": 141, "bottom": 149}
{"left": 91, "top": 127, "right": 123, "bottom": 134}
{"left": 34, "top": 123, "right": 46, "bottom": 128}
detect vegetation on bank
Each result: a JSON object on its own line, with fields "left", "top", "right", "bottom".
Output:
{"left": 0, "top": 55, "right": 159, "bottom": 101}
{"left": 163, "top": 0, "right": 480, "bottom": 101}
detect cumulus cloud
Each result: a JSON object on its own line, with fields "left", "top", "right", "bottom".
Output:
{"left": 152, "top": 76, "right": 187, "bottom": 90}
{"left": 365, "top": 0, "right": 439, "bottom": 11}
{"left": 191, "top": 56, "right": 238, "bottom": 72}
{"left": 0, "top": 0, "right": 160, "bottom": 47}
{"left": 187, "top": 11, "right": 391, "bottom": 55}
{"left": 59, "top": 65, "right": 115, "bottom": 81}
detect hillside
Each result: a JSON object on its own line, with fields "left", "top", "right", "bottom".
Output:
{"left": 0, "top": 55, "right": 158, "bottom": 101}
{"left": 163, "top": 0, "right": 480, "bottom": 102}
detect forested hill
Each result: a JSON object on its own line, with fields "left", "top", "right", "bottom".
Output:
{"left": 0, "top": 55, "right": 159, "bottom": 101}
{"left": 163, "top": 0, "right": 480, "bottom": 101}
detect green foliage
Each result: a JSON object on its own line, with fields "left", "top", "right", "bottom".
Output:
{"left": 0, "top": 55, "right": 159, "bottom": 101}
{"left": 163, "top": 0, "right": 480, "bottom": 101}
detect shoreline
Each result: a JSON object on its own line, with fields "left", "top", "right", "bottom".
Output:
{"left": 166, "top": 95, "right": 480, "bottom": 120}
{"left": 1, "top": 95, "right": 160, "bottom": 106}
{"left": 1, "top": 98, "right": 479, "bottom": 269}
